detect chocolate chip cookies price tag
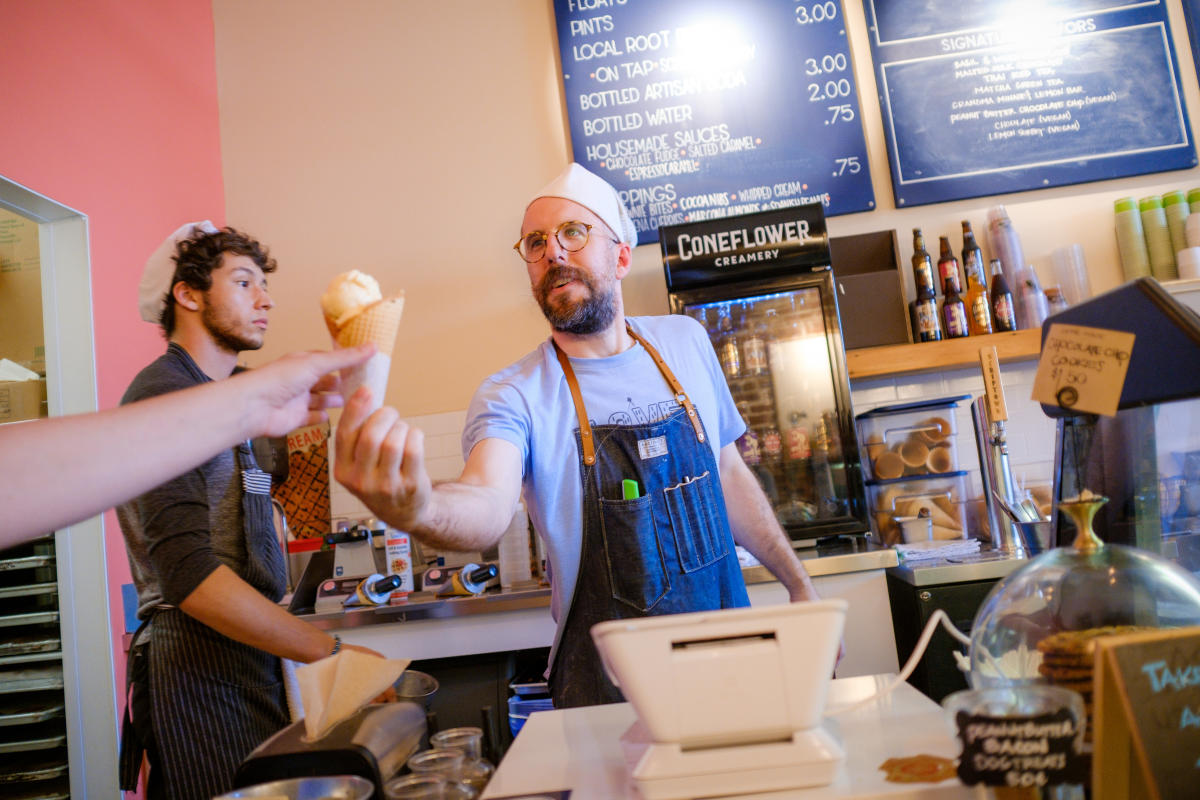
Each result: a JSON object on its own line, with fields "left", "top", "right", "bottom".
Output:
{"left": 1031, "top": 323, "right": 1134, "bottom": 417}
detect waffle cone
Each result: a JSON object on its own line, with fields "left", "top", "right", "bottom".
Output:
{"left": 330, "top": 294, "right": 405, "bottom": 356}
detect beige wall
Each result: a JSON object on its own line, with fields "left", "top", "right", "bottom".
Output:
{"left": 213, "top": 0, "right": 1200, "bottom": 417}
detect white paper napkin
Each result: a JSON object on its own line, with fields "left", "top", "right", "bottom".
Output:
{"left": 295, "top": 649, "right": 410, "bottom": 740}
{"left": 0, "top": 358, "right": 39, "bottom": 381}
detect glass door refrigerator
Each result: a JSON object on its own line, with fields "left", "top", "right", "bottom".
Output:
{"left": 660, "top": 204, "right": 868, "bottom": 544}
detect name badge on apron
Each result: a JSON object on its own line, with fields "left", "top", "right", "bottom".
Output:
{"left": 637, "top": 435, "right": 669, "bottom": 460}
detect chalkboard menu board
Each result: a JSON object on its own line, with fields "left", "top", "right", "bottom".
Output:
{"left": 552, "top": 0, "right": 875, "bottom": 245}
{"left": 1094, "top": 627, "right": 1200, "bottom": 800}
{"left": 864, "top": 0, "right": 1197, "bottom": 207}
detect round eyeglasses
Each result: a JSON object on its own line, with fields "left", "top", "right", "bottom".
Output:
{"left": 513, "top": 220, "right": 617, "bottom": 263}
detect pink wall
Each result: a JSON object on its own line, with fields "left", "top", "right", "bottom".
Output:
{"left": 0, "top": 0, "right": 225, "bottom": 740}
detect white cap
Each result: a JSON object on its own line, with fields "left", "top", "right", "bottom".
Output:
{"left": 138, "top": 220, "right": 219, "bottom": 323}
{"left": 525, "top": 163, "right": 637, "bottom": 246}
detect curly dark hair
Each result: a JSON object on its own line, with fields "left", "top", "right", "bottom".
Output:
{"left": 159, "top": 226, "right": 278, "bottom": 335}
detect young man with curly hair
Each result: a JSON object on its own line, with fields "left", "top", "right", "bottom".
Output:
{"left": 116, "top": 222, "right": 386, "bottom": 800}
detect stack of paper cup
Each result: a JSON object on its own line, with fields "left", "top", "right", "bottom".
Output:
{"left": 1178, "top": 247, "right": 1200, "bottom": 280}
{"left": 1050, "top": 244, "right": 1091, "bottom": 306}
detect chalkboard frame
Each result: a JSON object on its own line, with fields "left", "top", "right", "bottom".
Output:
{"left": 864, "top": 0, "right": 1198, "bottom": 207}
{"left": 550, "top": 0, "right": 876, "bottom": 245}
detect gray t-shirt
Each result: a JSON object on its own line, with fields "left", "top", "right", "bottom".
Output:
{"left": 461, "top": 315, "right": 744, "bottom": 655}
{"left": 116, "top": 344, "right": 248, "bottom": 620}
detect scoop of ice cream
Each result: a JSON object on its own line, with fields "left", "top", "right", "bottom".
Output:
{"left": 321, "top": 270, "right": 383, "bottom": 328}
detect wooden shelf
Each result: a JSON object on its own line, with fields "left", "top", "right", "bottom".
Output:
{"left": 845, "top": 328, "right": 1041, "bottom": 380}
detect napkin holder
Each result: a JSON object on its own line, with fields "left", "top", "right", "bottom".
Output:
{"left": 234, "top": 702, "right": 425, "bottom": 799}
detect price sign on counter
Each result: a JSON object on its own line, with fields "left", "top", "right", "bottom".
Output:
{"left": 954, "top": 707, "right": 1088, "bottom": 789}
{"left": 552, "top": 0, "right": 875, "bottom": 244}
{"left": 1031, "top": 323, "right": 1134, "bottom": 417}
{"left": 1094, "top": 627, "right": 1200, "bottom": 800}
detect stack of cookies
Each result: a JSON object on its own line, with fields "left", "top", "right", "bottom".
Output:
{"left": 1035, "top": 625, "right": 1146, "bottom": 742}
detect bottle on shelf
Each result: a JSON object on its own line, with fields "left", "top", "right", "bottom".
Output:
{"left": 820, "top": 410, "right": 843, "bottom": 463}
{"left": 937, "top": 235, "right": 963, "bottom": 299}
{"left": 960, "top": 220, "right": 984, "bottom": 288}
{"left": 910, "top": 229, "right": 943, "bottom": 343}
{"left": 761, "top": 422, "right": 783, "bottom": 463}
{"left": 785, "top": 410, "right": 812, "bottom": 465}
{"left": 986, "top": 206, "right": 1029, "bottom": 328}
{"left": 742, "top": 310, "right": 771, "bottom": 377}
{"left": 964, "top": 247, "right": 994, "bottom": 336}
{"left": 939, "top": 240, "right": 970, "bottom": 339}
{"left": 735, "top": 402, "right": 761, "bottom": 466}
{"left": 716, "top": 306, "right": 741, "bottom": 380}
{"left": 988, "top": 258, "right": 1017, "bottom": 333}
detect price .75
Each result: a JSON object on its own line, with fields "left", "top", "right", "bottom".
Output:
{"left": 832, "top": 157, "right": 861, "bottom": 176}
{"left": 826, "top": 104, "right": 855, "bottom": 125}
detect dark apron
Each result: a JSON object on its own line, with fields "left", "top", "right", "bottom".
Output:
{"left": 121, "top": 441, "right": 289, "bottom": 800}
{"left": 548, "top": 325, "right": 750, "bottom": 708}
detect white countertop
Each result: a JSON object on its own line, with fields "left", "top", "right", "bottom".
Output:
{"left": 482, "top": 674, "right": 988, "bottom": 800}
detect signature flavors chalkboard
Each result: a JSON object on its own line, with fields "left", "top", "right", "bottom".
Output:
{"left": 864, "top": 0, "right": 1196, "bottom": 207}
{"left": 552, "top": 0, "right": 875, "bottom": 244}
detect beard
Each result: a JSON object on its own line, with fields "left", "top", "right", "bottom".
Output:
{"left": 201, "top": 302, "right": 264, "bottom": 354}
{"left": 534, "top": 265, "right": 617, "bottom": 335}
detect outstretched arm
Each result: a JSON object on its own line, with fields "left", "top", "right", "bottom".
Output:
{"left": 334, "top": 387, "right": 523, "bottom": 553}
{"left": 0, "top": 345, "right": 373, "bottom": 547}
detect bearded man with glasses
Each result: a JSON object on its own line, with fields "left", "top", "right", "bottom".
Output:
{"left": 335, "top": 163, "right": 827, "bottom": 709}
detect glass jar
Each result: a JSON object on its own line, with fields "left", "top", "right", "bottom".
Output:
{"left": 428, "top": 727, "right": 495, "bottom": 793}
{"left": 407, "top": 748, "right": 467, "bottom": 780}
{"left": 384, "top": 773, "right": 476, "bottom": 800}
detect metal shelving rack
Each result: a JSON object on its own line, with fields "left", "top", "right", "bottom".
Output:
{"left": 0, "top": 535, "right": 70, "bottom": 799}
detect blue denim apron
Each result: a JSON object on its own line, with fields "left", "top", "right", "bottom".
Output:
{"left": 548, "top": 324, "right": 749, "bottom": 708}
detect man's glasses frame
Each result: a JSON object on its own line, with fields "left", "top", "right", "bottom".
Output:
{"left": 513, "top": 220, "right": 618, "bottom": 263}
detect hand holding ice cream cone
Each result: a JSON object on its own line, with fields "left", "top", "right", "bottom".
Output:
{"left": 320, "top": 270, "right": 405, "bottom": 412}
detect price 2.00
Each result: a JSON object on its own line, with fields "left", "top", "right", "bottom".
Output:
{"left": 795, "top": 1, "right": 838, "bottom": 25}
{"left": 809, "top": 79, "right": 852, "bottom": 102}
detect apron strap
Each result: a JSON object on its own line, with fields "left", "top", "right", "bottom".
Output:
{"left": 552, "top": 322, "right": 706, "bottom": 467}
{"left": 624, "top": 325, "right": 707, "bottom": 447}
{"left": 553, "top": 342, "right": 597, "bottom": 465}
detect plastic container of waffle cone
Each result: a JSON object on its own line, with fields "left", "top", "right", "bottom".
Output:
{"left": 873, "top": 450, "right": 905, "bottom": 480}
{"left": 899, "top": 438, "right": 929, "bottom": 471}
{"left": 327, "top": 294, "right": 405, "bottom": 410}
{"left": 855, "top": 396, "right": 966, "bottom": 479}
{"left": 926, "top": 444, "right": 953, "bottom": 473}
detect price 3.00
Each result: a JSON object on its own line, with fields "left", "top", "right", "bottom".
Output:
{"left": 795, "top": 1, "right": 838, "bottom": 24}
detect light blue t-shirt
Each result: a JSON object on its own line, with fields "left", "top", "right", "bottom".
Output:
{"left": 461, "top": 314, "right": 744, "bottom": 647}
